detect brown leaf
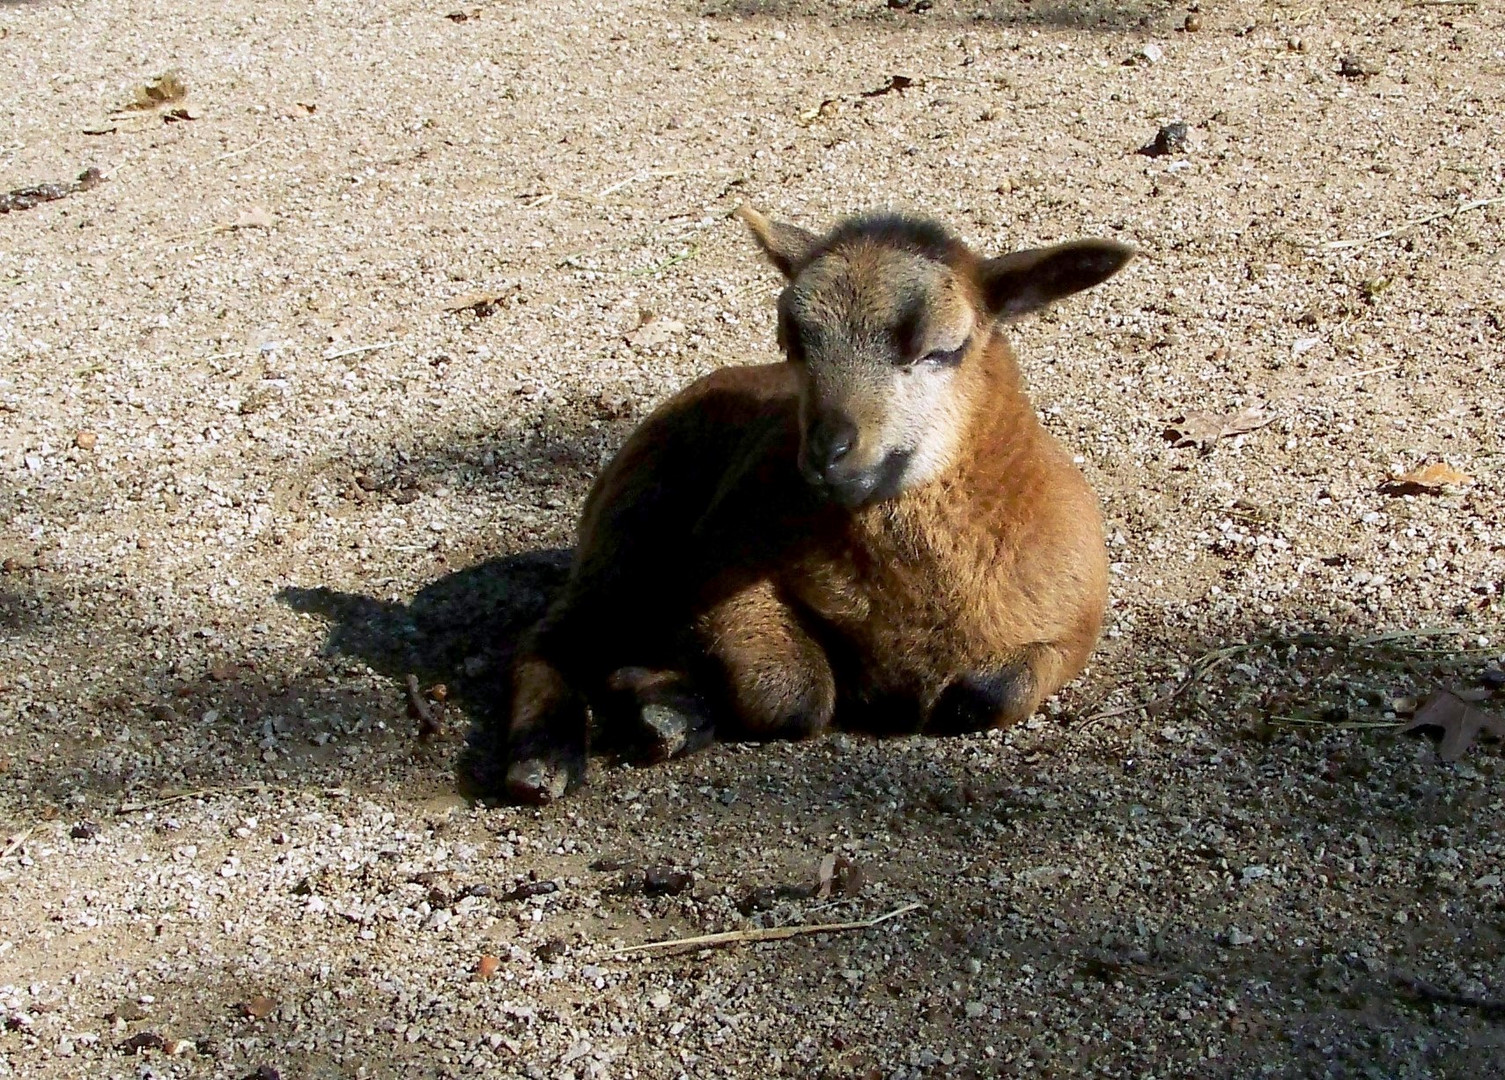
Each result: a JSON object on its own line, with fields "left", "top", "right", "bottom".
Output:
{"left": 816, "top": 853, "right": 837, "bottom": 900}
{"left": 626, "top": 315, "right": 684, "bottom": 350}
{"left": 815, "top": 853, "right": 864, "bottom": 899}
{"left": 120, "top": 71, "right": 187, "bottom": 112}
{"left": 798, "top": 97, "right": 843, "bottom": 125}
{"left": 860, "top": 74, "right": 916, "bottom": 97}
{"left": 446, "top": 290, "right": 511, "bottom": 317}
{"left": 1399, "top": 690, "right": 1505, "bottom": 761}
{"left": 240, "top": 995, "right": 277, "bottom": 1020}
{"left": 1381, "top": 462, "right": 1473, "bottom": 495}
{"left": 1164, "top": 401, "right": 1274, "bottom": 451}
{"left": 475, "top": 955, "right": 501, "bottom": 979}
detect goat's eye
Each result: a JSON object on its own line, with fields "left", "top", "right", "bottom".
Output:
{"left": 914, "top": 339, "right": 969, "bottom": 367}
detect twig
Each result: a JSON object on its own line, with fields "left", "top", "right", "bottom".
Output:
{"left": 405, "top": 673, "right": 444, "bottom": 739}
{"left": 209, "top": 137, "right": 269, "bottom": 165}
{"left": 598, "top": 169, "right": 687, "bottom": 198}
{"left": 627, "top": 244, "right": 699, "bottom": 277}
{"left": 1322, "top": 195, "right": 1505, "bottom": 251}
{"left": 322, "top": 340, "right": 400, "bottom": 361}
{"left": 0, "top": 826, "right": 36, "bottom": 862}
{"left": 1393, "top": 972, "right": 1505, "bottom": 1017}
{"left": 611, "top": 901, "right": 923, "bottom": 957}
{"left": 1332, "top": 363, "right": 1399, "bottom": 382}
{"left": 1081, "top": 644, "right": 1251, "bottom": 726}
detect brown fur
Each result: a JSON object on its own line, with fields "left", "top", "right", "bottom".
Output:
{"left": 501, "top": 209, "right": 1132, "bottom": 802}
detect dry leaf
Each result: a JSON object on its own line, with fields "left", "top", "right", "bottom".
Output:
{"left": 240, "top": 995, "right": 278, "bottom": 1020}
{"left": 815, "top": 853, "right": 863, "bottom": 899}
{"left": 120, "top": 71, "right": 187, "bottom": 112}
{"left": 626, "top": 315, "right": 684, "bottom": 350}
{"left": 816, "top": 853, "right": 838, "bottom": 900}
{"left": 798, "top": 98, "right": 843, "bottom": 125}
{"left": 163, "top": 107, "right": 200, "bottom": 123}
{"left": 1399, "top": 690, "right": 1505, "bottom": 761}
{"left": 446, "top": 290, "right": 511, "bottom": 317}
{"left": 861, "top": 74, "right": 915, "bottom": 97}
{"left": 1382, "top": 462, "right": 1473, "bottom": 495}
{"left": 1164, "top": 401, "right": 1274, "bottom": 452}
{"left": 233, "top": 207, "right": 275, "bottom": 230}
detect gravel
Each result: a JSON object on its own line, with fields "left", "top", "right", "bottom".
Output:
{"left": 3, "top": 0, "right": 1504, "bottom": 1077}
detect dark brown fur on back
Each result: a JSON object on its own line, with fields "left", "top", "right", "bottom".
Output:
{"left": 502, "top": 210, "right": 1132, "bottom": 802}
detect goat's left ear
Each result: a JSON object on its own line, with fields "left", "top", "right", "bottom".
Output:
{"left": 979, "top": 240, "right": 1134, "bottom": 320}
{"left": 736, "top": 204, "right": 819, "bottom": 281}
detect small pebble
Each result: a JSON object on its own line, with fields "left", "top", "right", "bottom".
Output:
{"left": 1140, "top": 122, "right": 1189, "bottom": 157}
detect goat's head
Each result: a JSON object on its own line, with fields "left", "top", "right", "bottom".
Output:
{"left": 738, "top": 207, "right": 1132, "bottom": 507}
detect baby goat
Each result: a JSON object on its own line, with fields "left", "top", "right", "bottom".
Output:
{"left": 504, "top": 208, "right": 1132, "bottom": 802}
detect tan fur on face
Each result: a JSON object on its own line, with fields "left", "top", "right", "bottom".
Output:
{"left": 786, "top": 241, "right": 980, "bottom": 489}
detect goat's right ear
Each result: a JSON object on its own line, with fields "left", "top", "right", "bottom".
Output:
{"left": 979, "top": 240, "right": 1135, "bottom": 320}
{"left": 736, "top": 205, "right": 818, "bottom": 280}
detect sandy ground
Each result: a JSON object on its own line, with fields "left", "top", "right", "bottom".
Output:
{"left": 2, "top": 0, "right": 1505, "bottom": 1076}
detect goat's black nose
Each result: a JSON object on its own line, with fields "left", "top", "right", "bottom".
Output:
{"left": 809, "top": 416, "right": 857, "bottom": 474}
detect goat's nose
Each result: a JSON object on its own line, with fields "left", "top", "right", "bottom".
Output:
{"left": 809, "top": 416, "right": 857, "bottom": 474}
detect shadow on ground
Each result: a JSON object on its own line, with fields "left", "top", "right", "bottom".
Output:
{"left": 280, "top": 547, "right": 572, "bottom": 798}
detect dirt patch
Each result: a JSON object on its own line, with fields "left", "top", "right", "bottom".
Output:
{"left": 2, "top": 0, "right": 1504, "bottom": 1077}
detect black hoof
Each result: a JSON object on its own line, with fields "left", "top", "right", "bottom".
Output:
{"left": 505, "top": 753, "right": 580, "bottom": 804}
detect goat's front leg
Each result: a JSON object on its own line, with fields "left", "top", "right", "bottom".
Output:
{"left": 923, "top": 643, "right": 1066, "bottom": 735}
{"left": 504, "top": 605, "right": 591, "bottom": 804}
{"left": 698, "top": 578, "right": 836, "bottom": 740}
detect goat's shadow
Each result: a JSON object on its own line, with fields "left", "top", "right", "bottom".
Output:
{"left": 279, "top": 548, "right": 572, "bottom": 798}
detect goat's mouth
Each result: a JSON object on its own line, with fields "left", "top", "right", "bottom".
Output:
{"left": 802, "top": 448, "right": 914, "bottom": 508}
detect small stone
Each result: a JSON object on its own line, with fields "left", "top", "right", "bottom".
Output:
{"left": 1140, "top": 122, "right": 1189, "bottom": 157}
{"left": 1227, "top": 926, "right": 1255, "bottom": 946}
{"left": 240, "top": 995, "right": 277, "bottom": 1020}
{"left": 1183, "top": 13, "right": 1202, "bottom": 32}
{"left": 1126, "top": 43, "right": 1164, "bottom": 66}
{"left": 643, "top": 867, "right": 694, "bottom": 897}
{"left": 475, "top": 955, "right": 501, "bottom": 979}
{"left": 74, "top": 430, "right": 97, "bottom": 450}
{"left": 964, "top": 1001, "right": 987, "bottom": 1019}
{"left": 501, "top": 879, "right": 558, "bottom": 902}
{"left": 1287, "top": 36, "right": 1306, "bottom": 53}
{"left": 1339, "top": 54, "right": 1379, "bottom": 78}
{"left": 120, "top": 1031, "right": 166, "bottom": 1054}
{"left": 648, "top": 991, "right": 672, "bottom": 1010}
{"left": 70, "top": 820, "right": 100, "bottom": 840}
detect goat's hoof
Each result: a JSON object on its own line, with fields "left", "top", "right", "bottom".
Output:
{"left": 505, "top": 756, "right": 574, "bottom": 804}
{"left": 639, "top": 703, "right": 695, "bottom": 761}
